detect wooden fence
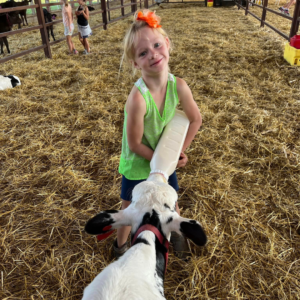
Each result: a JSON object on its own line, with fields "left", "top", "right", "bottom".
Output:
{"left": 0, "top": 0, "right": 157, "bottom": 64}
{"left": 3, "top": 0, "right": 298, "bottom": 65}
{"left": 235, "top": 0, "right": 300, "bottom": 41}
{"left": 21, "top": 0, "right": 101, "bottom": 22}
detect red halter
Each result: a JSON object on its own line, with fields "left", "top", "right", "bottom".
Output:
{"left": 96, "top": 224, "right": 170, "bottom": 274}
{"left": 131, "top": 224, "right": 169, "bottom": 274}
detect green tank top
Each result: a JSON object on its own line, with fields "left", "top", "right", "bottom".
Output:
{"left": 119, "top": 73, "right": 179, "bottom": 180}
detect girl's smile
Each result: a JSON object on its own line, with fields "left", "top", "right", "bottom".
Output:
{"left": 150, "top": 58, "right": 163, "bottom": 66}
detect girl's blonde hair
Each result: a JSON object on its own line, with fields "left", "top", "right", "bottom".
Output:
{"left": 63, "top": 0, "right": 69, "bottom": 7}
{"left": 120, "top": 10, "right": 172, "bottom": 75}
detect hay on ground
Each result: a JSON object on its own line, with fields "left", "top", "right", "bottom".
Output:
{"left": 0, "top": 1, "right": 300, "bottom": 299}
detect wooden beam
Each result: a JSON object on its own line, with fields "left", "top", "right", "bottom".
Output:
{"left": 35, "top": 0, "right": 52, "bottom": 58}
{"left": 290, "top": 0, "right": 300, "bottom": 39}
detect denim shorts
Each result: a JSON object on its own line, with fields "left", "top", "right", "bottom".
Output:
{"left": 121, "top": 172, "right": 179, "bottom": 201}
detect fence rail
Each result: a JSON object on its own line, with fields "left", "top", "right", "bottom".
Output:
{"left": 0, "top": 0, "right": 157, "bottom": 64}
{"left": 235, "top": 0, "right": 300, "bottom": 41}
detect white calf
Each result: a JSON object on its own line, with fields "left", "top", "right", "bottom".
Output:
{"left": 0, "top": 75, "right": 21, "bottom": 91}
{"left": 82, "top": 174, "right": 207, "bottom": 300}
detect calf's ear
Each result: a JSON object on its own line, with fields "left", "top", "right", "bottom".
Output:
{"left": 169, "top": 216, "right": 207, "bottom": 247}
{"left": 85, "top": 209, "right": 132, "bottom": 235}
{"left": 7, "top": 75, "right": 20, "bottom": 88}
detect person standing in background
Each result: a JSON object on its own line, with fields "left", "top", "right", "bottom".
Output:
{"left": 62, "top": 0, "right": 78, "bottom": 55}
{"left": 75, "top": 0, "right": 92, "bottom": 55}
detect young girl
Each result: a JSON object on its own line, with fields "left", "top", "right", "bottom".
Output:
{"left": 62, "top": 0, "right": 78, "bottom": 55}
{"left": 75, "top": 0, "right": 92, "bottom": 54}
{"left": 115, "top": 10, "right": 202, "bottom": 259}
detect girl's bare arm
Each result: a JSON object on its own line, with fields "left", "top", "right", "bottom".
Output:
{"left": 126, "top": 88, "right": 154, "bottom": 161}
{"left": 82, "top": 6, "right": 89, "bottom": 20}
{"left": 67, "top": 7, "right": 73, "bottom": 30}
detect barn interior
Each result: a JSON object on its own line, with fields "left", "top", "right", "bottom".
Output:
{"left": 1, "top": 1, "right": 300, "bottom": 299}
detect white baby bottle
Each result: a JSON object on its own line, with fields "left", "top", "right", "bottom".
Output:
{"left": 150, "top": 110, "right": 190, "bottom": 181}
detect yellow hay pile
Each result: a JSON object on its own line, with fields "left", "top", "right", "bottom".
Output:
{"left": 1, "top": 2, "right": 300, "bottom": 299}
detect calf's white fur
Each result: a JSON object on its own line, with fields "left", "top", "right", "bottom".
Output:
{"left": 82, "top": 174, "right": 207, "bottom": 300}
{"left": 0, "top": 75, "right": 21, "bottom": 91}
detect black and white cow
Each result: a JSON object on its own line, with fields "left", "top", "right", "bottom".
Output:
{"left": 83, "top": 173, "right": 207, "bottom": 300}
{"left": 0, "top": 75, "right": 21, "bottom": 90}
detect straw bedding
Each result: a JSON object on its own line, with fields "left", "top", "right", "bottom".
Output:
{"left": 0, "top": 1, "right": 300, "bottom": 299}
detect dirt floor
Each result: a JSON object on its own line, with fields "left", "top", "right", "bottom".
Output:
{"left": 1, "top": 1, "right": 300, "bottom": 299}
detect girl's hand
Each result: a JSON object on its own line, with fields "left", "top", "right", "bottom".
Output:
{"left": 177, "top": 152, "right": 188, "bottom": 168}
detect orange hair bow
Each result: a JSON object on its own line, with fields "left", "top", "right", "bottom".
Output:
{"left": 136, "top": 11, "right": 162, "bottom": 29}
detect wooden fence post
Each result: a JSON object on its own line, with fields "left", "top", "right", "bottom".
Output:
{"left": 289, "top": 0, "right": 300, "bottom": 39}
{"left": 121, "top": 0, "right": 125, "bottom": 16}
{"left": 144, "top": 0, "right": 148, "bottom": 8}
{"left": 101, "top": 0, "right": 108, "bottom": 30}
{"left": 35, "top": 0, "right": 52, "bottom": 58}
{"left": 131, "top": 0, "right": 137, "bottom": 13}
{"left": 245, "top": 0, "right": 249, "bottom": 15}
{"left": 106, "top": 0, "right": 111, "bottom": 21}
{"left": 261, "top": 0, "right": 268, "bottom": 27}
{"left": 31, "top": 0, "right": 36, "bottom": 19}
